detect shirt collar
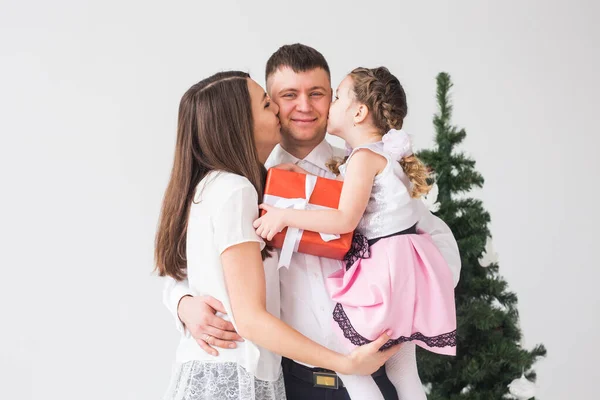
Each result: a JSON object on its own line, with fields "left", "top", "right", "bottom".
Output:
{"left": 266, "top": 138, "right": 334, "bottom": 168}
{"left": 265, "top": 144, "right": 298, "bottom": 168}
{"left": 302, "top": 138, "right": 337, "bottom": 170}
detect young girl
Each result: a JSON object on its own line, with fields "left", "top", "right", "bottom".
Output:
{"left": 254, "top": 67, "right": 457, "bottom": 399}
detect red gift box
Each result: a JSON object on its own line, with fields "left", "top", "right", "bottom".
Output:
{"left": 262, "top": 168, "right": 353, "bottom": 268}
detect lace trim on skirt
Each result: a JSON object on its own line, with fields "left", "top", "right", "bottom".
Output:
{"left": 332, "top": 303, "right": 457, "bottom": 350}
{"left": 163, "top": 361, "right": 286, "bottom": 400}
{"left": 343, "top": 232, "right": 370, "bottom": 270}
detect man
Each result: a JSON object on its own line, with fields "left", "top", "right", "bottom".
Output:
{"left": 163, "top": 44, "right": 461, "bottom": 399}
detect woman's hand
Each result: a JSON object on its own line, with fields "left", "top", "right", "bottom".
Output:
{"left": 253, "top": 204, "right": 288, "bottom": 241}
{"left": 340, "top": 331, "right": 403, "bottom": 375}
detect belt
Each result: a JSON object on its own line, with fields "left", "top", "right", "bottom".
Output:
{"left": 367, "top": 224, "right": 418, "bottom": 247}
{"left": 281, "top": 357, "right": 386, "bottom": 390}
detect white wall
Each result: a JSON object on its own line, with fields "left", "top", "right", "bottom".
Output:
{"left": 1, "top": 0, "right": 598, "bottom": 398}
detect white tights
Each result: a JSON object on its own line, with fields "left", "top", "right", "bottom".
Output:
{"left": 338, "top": 343, "right": 427, "bottom": 400}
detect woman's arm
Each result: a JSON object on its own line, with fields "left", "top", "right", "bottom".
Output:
{"left": 221, "top": 241, "right": 398, "bottom": 376}
{"left": 254, "top": 150, "right": 386, "bottom": 239}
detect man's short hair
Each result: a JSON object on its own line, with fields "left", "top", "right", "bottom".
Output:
{"left": 265, "top": 43, "right": 331, "bottom": 83}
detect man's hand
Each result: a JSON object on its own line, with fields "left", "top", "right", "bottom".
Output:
{"left": 177, "top": 295, "right": 244, "bottom": 356}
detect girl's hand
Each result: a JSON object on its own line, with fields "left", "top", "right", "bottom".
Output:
{"left": 253, "top": 204, "right": 288, "bottom": 241}
{"left": 341, "top": 331, "right": 403, "bottom": 375}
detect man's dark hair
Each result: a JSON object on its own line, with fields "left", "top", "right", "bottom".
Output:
{"left": 265, "top": 43, "right": 330, "bottom": 82}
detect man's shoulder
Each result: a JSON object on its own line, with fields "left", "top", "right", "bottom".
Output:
{"left": 320, "top": 138, "right": 345, "bottom": 160}
{"left": 266, "top": 144, "right": 293, "bottom": 168}
{"left": 329, "top": 143, "right": 345, "bottom": 159}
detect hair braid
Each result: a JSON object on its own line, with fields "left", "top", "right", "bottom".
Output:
{"left": 327, "top": 67, "right": 431, "bottom": 197}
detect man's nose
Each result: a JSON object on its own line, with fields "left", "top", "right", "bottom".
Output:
{"left": 295, "top": 95, "right": 312, "bottom": 112}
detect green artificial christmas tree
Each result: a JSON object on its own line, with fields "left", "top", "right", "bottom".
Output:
{"left": 416, "top": 73, "right": 547, "bottom": 400}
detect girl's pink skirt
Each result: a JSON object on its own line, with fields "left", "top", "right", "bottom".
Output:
{"left": 326, "top": 232, "right": 457, "bottom": 355}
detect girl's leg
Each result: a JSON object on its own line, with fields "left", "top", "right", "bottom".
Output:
{"left": 386, "top": 343, "right": 427, "bottom": 400}
{"left": 337, "top": 373, "right": 385, "bottom": 400}
{"left": 317, "top": 336, "right": 385, "bottom": 400}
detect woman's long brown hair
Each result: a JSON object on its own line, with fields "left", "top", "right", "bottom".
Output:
{"left": 155, "top": 71, "right": 270, "bottom": 281}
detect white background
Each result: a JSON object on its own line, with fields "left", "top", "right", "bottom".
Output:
{"left": 1, "top": 0, "right": 598, "bottom": 399}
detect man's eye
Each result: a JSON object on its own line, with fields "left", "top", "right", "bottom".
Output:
{"left": 311, "top": 92, "right": 324, "bottom": 97}
{"left": 282, "top": 94, "right": 294, "bottom": 98}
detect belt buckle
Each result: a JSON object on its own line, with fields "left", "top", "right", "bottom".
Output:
{"left": 313, "top": 371, "right": 339, "bottom": 389}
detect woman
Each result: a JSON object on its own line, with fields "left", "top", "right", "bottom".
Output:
{"left": 155, "top": 71, "right": 399, "bottom": 400}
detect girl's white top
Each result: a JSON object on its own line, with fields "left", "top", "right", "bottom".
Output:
{"left": 339, "top": 141, "right": 420, "bottom": 240}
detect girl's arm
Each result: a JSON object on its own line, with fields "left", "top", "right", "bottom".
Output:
{"left": 255, "top": 150, "right": 386, "bottom": 239}
{"left": 221, "top": 241, "right": 398, "bottom": 375}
